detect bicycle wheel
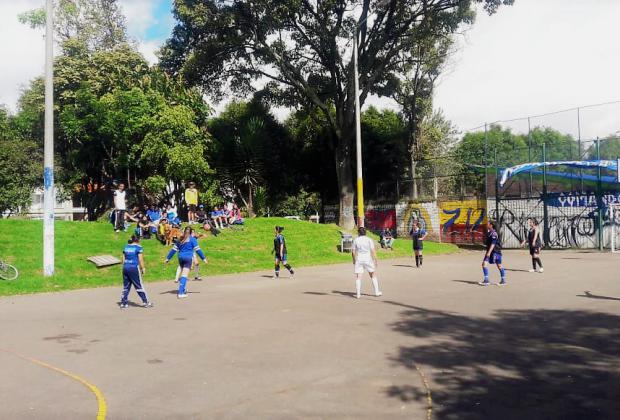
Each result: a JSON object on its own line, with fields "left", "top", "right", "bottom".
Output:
{"left": 0, "top": 263, "right": 18, "bottom": 280}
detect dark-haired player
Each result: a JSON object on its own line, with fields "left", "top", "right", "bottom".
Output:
{"left": 410, "top": 221, "right": 427, "bottom": 267}
{"left": 119, "top": 235, "right": 152, "bottom": 308}
{"left": 272, "top": 226, "right": 294, "bottom": 279}
{"left": 521, "top": 218, "right": 544, "bottom": 273}
{"left": 479, "top": 220, "right": 506, "bottom": 286}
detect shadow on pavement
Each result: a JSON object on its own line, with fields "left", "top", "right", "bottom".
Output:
{"left": 393, "top": 264, "right": 415, "bottom": 268}
{"left": 577, "top": 291, "right": 620, "bottom": 301}
{"left": 159, "top": 290, "right": 201, "bottom": 295}
{"left": 386, "top": 308, "right": 620, "bottom": 420}
{"left": 452, "top": 280, "right": 481, "bottom": 286}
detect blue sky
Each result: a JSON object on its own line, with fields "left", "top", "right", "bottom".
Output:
{"left": 142, "top": 0, "right": 175, "bottom": 42}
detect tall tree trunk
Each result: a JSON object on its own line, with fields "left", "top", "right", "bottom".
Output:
{"left": 247, "top": 184, "right": 255, "bottom": 217}
{"left": 410, "top": 159, "right": 418, "bottom": 200}
{"left": 335, "top": 140, "right": 355, "bottom": 230}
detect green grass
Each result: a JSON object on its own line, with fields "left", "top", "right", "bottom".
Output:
{"left": 0, "top": 218, "right": 458, "bottom": 296}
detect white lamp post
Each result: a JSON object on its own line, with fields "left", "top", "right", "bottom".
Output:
{"left": 43, "top": 0, "right": 55, "bottom": 276}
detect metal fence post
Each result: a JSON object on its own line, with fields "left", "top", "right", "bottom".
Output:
{"left": 484, "top": 123, "right": 489, "bottom": 200}
{"left": 494, "top": 148, "right": 500, "bottom": 227}
{"left": 542, "top": 143, "right": 550, "bottom": 247}
{"left": 597, "top": 138, "right": 604, "bottom": 251}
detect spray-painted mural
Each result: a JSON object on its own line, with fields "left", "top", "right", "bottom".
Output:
{"left": 396, "top": 202, "right": 440, "bottom": 239}
{"left": 439, "top": 199, "right": 487, "bottom": 244}
{"left": 364, "top": 205, "right": 396, "bottom": 231}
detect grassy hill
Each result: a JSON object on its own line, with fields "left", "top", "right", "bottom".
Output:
{"left": 0, "top": 218, "right": 458, "bottom": 296}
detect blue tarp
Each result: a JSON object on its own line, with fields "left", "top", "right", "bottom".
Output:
{"left": 499, "top": 160, "right": 618, "bottom": 187}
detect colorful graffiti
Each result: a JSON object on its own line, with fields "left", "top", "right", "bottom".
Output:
{"left": 396, "top": 202, "right": 439, "bottom": 239}
{"left": 364, "top": 207, "right": 396, "bottom": 231}
{"left": 439, "top": 199, "right": 487, "bottom": 244}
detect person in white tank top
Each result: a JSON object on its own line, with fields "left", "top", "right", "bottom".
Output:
{"left": 352, "top": 227, "right": 382, "bottom": 299}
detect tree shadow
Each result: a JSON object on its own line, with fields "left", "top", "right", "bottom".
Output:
{"left": 387, "top": 308, "right": 620, "bottom": 419}
{"left": 504, "top": 268, "right": 531, "bottom": 273}
{"left": 577, "top": 291, "right": 620, "bottom": 301}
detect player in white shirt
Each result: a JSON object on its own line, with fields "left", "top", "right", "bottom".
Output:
{"left": 352, "top": 227, "right": 382, "bottom": 299}
{"left": 113, "top": 183, "right": 127, "bottom": 232}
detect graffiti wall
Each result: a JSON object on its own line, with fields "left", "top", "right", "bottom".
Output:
{"left": 439, "top": 199, "right": 487, "bottom": 244}
{"left": 324, "top": 192, "right": 620, "bottom": 249}
{"left": 395, "top": 201, "right": 440, "bottom": 239}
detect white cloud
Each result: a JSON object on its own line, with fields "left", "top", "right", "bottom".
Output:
{"left": 434, "top": 0, "right": 620, "bottom": 139}
{"left": 0, "top": 0, "right": 46, "bottom": 112}
{"left": 117, "top": 0, "right": 158, "bottom": 38}
{"left": 136, "top": 39, "right": 160, "bottom": 65}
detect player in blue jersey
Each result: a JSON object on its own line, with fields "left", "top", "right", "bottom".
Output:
{"left": 272, "top": 226, "right": 294, "bottom": 279}
{"left": 479, "top": 220, "right": 506, "bottom": 286}
{"left": 165, "top": 227, "right": 207, "bottom": 298}
{"left": 119, "top": 235, "right": 152, "bottom": 308}
{"left": 409, "top": 221, "right": 428, "bottom": 267}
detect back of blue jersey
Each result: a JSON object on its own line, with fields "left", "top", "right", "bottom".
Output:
{"left": 123, "top": 244, "right": 143, "bottom": 267}
{"left": 176, "top": 236, "right": 199, "bottom": 257}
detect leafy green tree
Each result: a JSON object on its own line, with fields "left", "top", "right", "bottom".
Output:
{"left": 0, "top": 108, "right": 42, "bottom": 215}
{"left": 161, "top": 0, "right": 512, "bottom": 228}
{"left": 19, "top": 0, "right": 127, "bottom": 51}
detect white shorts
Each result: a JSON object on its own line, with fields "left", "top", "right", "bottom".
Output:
{"left": 354, "top": 260, "right": 375, "bottom": 274}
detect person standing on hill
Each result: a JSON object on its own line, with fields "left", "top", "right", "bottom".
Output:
{"left": 185, "top": 182, "right": 199, "bottom": 225}
{"left": 113, "top": 182, "right": 127, "bottom": 233}
{"left": 272, "top": 226, "right": 295, "bottom": 279}
{"left": 352, "top": 227, "right": 382, "bottom": 299}
{"left": 119, "top": 235, "right": 152, "bottom": 308}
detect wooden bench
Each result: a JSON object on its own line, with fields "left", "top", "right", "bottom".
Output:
{"left": 87, "top": 255, "right": 121, "bottom": 268}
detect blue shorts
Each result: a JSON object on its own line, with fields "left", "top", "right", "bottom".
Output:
{"left": 487, "top": 253, "right": 502, "bottom": 264}
{"left": 178, "top": 255, "right": 193, "bottom": 270}
{"left": 276, "top": 253, "right": 288, "bottom": 262}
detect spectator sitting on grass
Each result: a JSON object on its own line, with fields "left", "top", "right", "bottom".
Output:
{"left": 211, "top": 206, "right": 224, "bottom": 229}
{"left": 147, "top": 205, "right": 161, "bottom": 225}
{"left": 195, "top": 205, "right": 207, "bottom": 225}
{"left": 136, "top": 215, "right": 152, "bottom": 239}
{"left": 230, "top": 204, "right": 244, "bottom": 225}
{"left": 380, "top": 228, "right": 394, "bottom": 250}
{"left": 157, "top": 218, "right": 169, "bottom": 244}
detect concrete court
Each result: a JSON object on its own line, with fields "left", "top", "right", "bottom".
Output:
{"left": 0, "top": 249, "right": 619, "bottom": 420}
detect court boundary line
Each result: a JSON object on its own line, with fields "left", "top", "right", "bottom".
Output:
{"left": 0, "top": 347, "right": 107, "bottom": 420}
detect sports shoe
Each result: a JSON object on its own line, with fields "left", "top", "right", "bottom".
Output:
{"left": 355, "top": 293, "right": 361, "bottom": 299}
{"left": 498, "top": 281, "right": 507, "bottom": 286}
{"left": 119, "top": 303, "right": 128, "bottom": 309}
{"left": 177, "top": 293, "right": 188, "bottom": 299}
{"left": 537, "top": 268, "right": 544, "bottom": 273}
{"left": 478, "top": 280, "right": 490, "bottom": 286}
{"left": 528, "top": 269, "right": 536, "bottom": 273}
{"left": 375, "top": 291, "right": 383, "bottom": 297}
{"left": 143, "top": 302, "right": 153, "bottom": 308}
{"left": 174, "top": 279, "right": 179, "bottom": 283}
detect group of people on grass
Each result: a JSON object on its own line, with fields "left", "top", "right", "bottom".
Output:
{"left": 111, "top": 182, "right": 244, "bottom": 242}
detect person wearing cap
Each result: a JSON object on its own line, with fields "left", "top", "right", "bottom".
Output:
{"left": 185, "top": 182, "right": 199, "bottom": 225}
{"left": 352, "top": 226, "right": 382, "bottom": 299}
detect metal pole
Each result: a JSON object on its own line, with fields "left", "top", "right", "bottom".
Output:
{"left": 43, "top": 0, "right": 55, "bottom": 277}
{"left": 484, "top": 123, "right": 488, "bottom": 200}
{"left": 527, "top": 117, "right": 532, "bottom": 197}
{"left": 596, "top": 137, "right": 604, "bottom": 251}
{"left": 494, "top": 148, "right": 499, "bottom": 227}
{"left": 353, "top": 31, "right": 364, "bottom": 227}
{"left": 577, "top": 107, "right": 583, "bottom": 192}
{"left": 542, "top": 143, "right": 549, "bottom": 247}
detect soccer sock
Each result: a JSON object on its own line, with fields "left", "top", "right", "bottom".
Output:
{"left": 175, "top": 266, "right": 181, "bottom": 282}
{"left": 536, "top": 258, "right": 543, "bottom": 268}
{"left": 284, "top": 263, "right": 293, "bottom": 273}
{"left": 193, "top": 264, "right": 200, "bottom": 278}
{"left": 371, "top": 277, "right": 380, "bottom": 294}
{"left": 500, "top": 268, "right": 506, "bottom": 281}
{"left": 415, "top": 255, "right": 419, "bottom": 267}
{"left": 482, "top": 266, "right": 489, "bottom": 281}
{"left": 419, "top": 255, "right": 423, "bottom": 266}
{"left": 178, "top": 276, "right": 188, "bottom": 295}
{"left": 355, "top": 278, "right": 361, "bottom": 297}
{"left": 532, "top": 258, "right": 537, "bottom": 270}
{"left": 274, "top": 264, "right": 280, "bottom": 277}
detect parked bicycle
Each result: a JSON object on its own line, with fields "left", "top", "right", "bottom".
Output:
{"left": 0, "top": 259, "right": 18, "bottom": 280}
